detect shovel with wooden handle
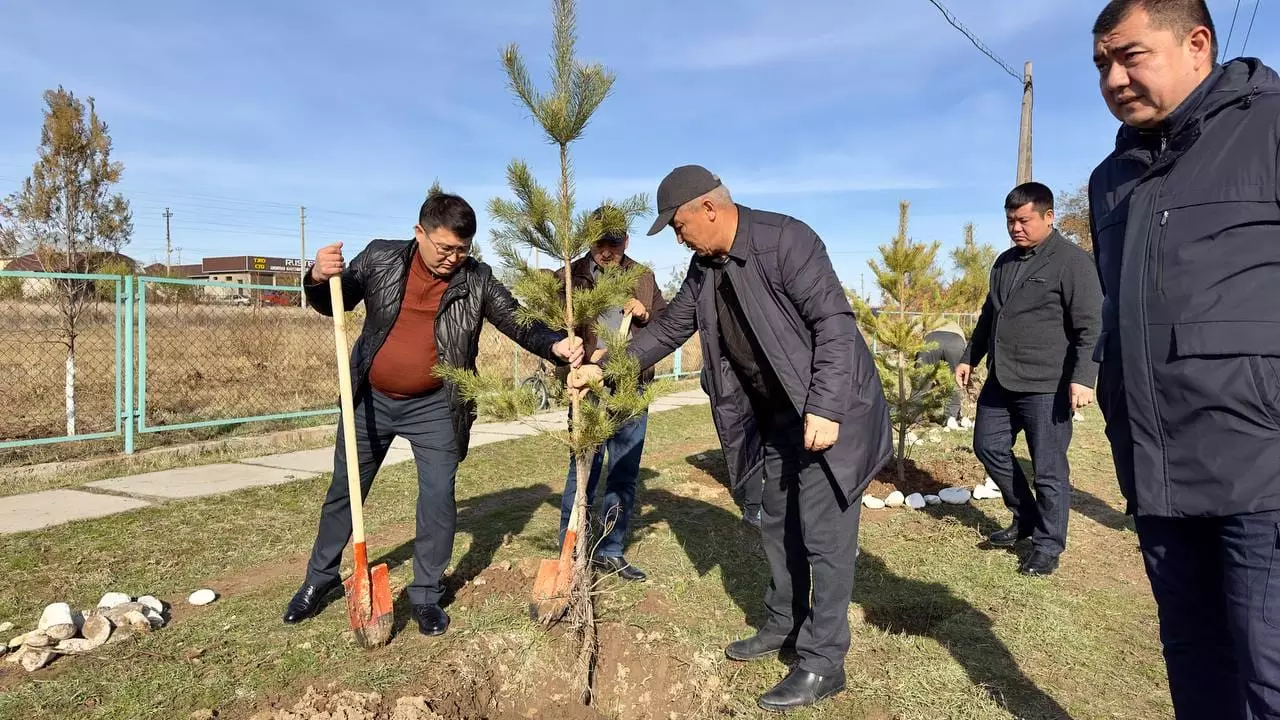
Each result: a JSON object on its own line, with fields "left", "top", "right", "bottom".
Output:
{"left": 530, "top": 311, "right": 633, "bottom": 622}
{"left": 329, "top": 274, "right": 393, "bottom": 648}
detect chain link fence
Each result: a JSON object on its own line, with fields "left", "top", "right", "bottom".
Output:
{"left": 3, "top": 272, "right": 708, "bottom": 463}
{"left": 137, "top": 277, "right": 360, "bottom": 431}
{"left": 0, "top": 272, "right": 123, "bottom": 449}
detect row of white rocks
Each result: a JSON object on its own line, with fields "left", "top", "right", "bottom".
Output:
{"left": 863, "top": 477, "right": 1002, "bottom": 510}
{"left": 1, "top": 588, "right": 217, "bottom": 672}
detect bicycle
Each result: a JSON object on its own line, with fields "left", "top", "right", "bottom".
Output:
{"left": 520, "top": 359, "right": 559, "bottom": 412}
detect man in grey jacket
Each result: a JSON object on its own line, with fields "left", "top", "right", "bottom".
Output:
{"left": 573, "top": 165, "right": 892, "bottom": 712}
{"left": 957, "top": 182, "right": 1102, "bottom": 577}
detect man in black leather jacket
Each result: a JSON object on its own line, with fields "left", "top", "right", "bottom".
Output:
{"left": 281, "top": 191, "right": 581, "bottom": 636}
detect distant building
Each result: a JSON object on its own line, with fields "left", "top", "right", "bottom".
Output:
{"left": 186, "top": 255, "right": 313, "bottom": 286}
{"left": 1, "top": 251, "right": 138, "bottom": 297}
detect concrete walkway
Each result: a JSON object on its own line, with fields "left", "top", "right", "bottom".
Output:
{"left": 0, "top": 389, "right": 710, "bottom": 536}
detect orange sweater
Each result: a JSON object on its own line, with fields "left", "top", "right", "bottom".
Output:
{"left": 367, "top": 255, "right": 448, "bottom": 399}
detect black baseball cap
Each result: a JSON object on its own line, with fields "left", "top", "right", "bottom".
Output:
{"left": 591, "top": 206, "right": 627, "bottom": 245}
{"left": 646, "top": 165, "right": 722, "bottom": 236}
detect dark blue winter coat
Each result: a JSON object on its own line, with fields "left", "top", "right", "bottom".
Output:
{"left": 1089, "top": 58, "right": 1280, "bottom": 517}
{"left": 628, "top": 205, "right": 893, "bottom": 503}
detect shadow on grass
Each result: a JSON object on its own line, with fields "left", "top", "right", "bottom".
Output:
{"left": 366, "top": 483, "right": 553, "bottom": 638}
{"left": 1009, "top": 458, "right": 1134, "bottom": 534}
{"left": 856, "top": 550, "right": 1073, "bottom": 720}
{"left": 635, "top": 487, "right": 772, "bottom": 632}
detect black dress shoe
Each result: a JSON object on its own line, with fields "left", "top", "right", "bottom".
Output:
{"left": 1018, "top": 551, "right": 1060, "bottom": 576}
{"left": 758, "top": 667, "right": 847, "bottom": 712}
{"left": 725, "top": 634, "right": 793, "bottom": 662}
{"left": 988, "top": 522, "right": 1032, "bottom": 548}
{"left": 413, "top": 603, "right": 450, "bottom": 636}
{"left": 282, "top": 579, "right": 339, "bottom": 624}
{"left": 592, "top": 555, "right": 647, "bottom": 582}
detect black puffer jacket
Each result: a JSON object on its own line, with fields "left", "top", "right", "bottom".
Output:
{"left": 305, "top": 238, "right": 565, "bottom": 461}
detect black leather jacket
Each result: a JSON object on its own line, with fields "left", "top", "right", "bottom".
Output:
{"left": 305, "top": 238, "right": 565, "bottom": 461}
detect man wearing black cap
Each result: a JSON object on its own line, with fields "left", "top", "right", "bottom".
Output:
{"left": 573, "top": 165, "right": 892, "bottom": 711}
{"left": 553, "top": 208, "right": 667, "bottom": 582}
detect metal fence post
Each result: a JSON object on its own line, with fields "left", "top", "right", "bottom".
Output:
{"left": 673, "top": 347, "right": 683, "bottom": 378}
{"left": 123, "top": 275, "right": 136, "bottom": 455}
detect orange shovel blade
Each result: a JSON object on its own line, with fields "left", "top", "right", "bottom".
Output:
{"left": 344, "top": 542, "right": 393, "bottom": 648}
{"left": 528, "top": 529, "right": 576, "bottom": 622}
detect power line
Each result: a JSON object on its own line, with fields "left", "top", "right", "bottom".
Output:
{"left": 1241, "top": 0, "right": 1263, "bottom": 56}
{"left": 1222, "top": 0, "right": 1244, "bottom": 61}
{"left": 923, "top": 0, "right": 1022, "bottom": 83}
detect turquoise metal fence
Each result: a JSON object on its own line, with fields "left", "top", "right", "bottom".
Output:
{"left": 134, "top": 275, "right": 340, "bottom": 443}
{"left": 0, "top": 270, "right": 128, "bottom": 451}
{"left": 2, "top": 271, "right": 702, "bottom": 457}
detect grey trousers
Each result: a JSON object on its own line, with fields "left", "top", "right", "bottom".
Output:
{"left": 304, "top": 387, "right": 459, "bottom": 606}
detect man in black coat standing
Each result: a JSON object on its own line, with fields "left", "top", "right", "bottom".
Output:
{"left": 957, "top": 182, "right": 1102, "bottom": 577}
{"left": 573, "top": 165, "right": 892, "bottom": 712}
{"left": 1089, "top": 0, "right": 1280, "bottom": 716}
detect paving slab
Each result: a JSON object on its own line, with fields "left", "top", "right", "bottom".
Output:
{"left": 87, "top": 463, "right": 307, "bottom": 499}
{"left": 240, "top": 448, "right": 334, "bottom": 474}
{"left": 0, "top": 489, "right": 151, "bottom": 535}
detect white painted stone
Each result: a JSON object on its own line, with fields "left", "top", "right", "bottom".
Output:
{"left": 939, "top": 487, "right": 972, "bottom": 505}
{"left": 973, "top": 485, "right": 1003, "bottom": 501}
{"left": 924, "top": 495, "right": 942, "bottom": 506}
{"left": 905, "top": 493, "right": 927, "bottom": 510}
{"left": 37, "top": 603, "right": 71, "bottom": 632}
{"left": 0, "top": 622, "right": 12, "bottom": 633}
{"left": 97, "top": 592, "right": 131, "bottom": 610}
{"left": 984, "top": 476, "right": 999, "bottom": 490}
{"left": 137, "top": 596, "right": 164, "bottom": 614}
{"left": 187, "top": 589, "right": 217, "bottom": 606}
{"left": 884, "top": 491, "right": 906, "bottom": 507}
{"left": 862, "top": 495, "right": 886, "bottom": 510}
{"left": 141, "top": 608, "right": 165, "bottom": 629}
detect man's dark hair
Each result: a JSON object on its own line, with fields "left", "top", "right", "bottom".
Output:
{"left": 1093, "top": 0, "right": 1217, "bottom": 60}
{"left": 1005, "top": 182, "right": 1055, "bottom": 215}
{"left": 418, "top": 192, "right": 477, "bottom": 240}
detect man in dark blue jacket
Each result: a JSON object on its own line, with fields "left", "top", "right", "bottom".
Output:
{"left": 575, "top": 165, "right": 892, "bottom": 712}
{"left": 1089, "top": 0, "right": 1280, "bottom": 716}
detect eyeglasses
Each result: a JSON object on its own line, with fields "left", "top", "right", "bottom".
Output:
{"left": 422, "top": 230, "right": 470, "bottom": 259}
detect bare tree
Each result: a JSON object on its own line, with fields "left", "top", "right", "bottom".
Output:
{"left": 2, "top": 87, "right": 133, "bottom": 435}
{"left": 1057, "top": 183, "right": 1092, "bottom": 253}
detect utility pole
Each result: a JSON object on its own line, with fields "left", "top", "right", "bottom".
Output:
{"left": 299, "top": 205, "right": 307, "bottom": 308}
{"left": 163, "top": 208, "right": 173, "bottom": 272}
{"left": 1016, "top": 60, "right": 1034, "bottom": 185}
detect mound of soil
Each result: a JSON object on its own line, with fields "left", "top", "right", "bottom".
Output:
{"left": 866, "top": 456, "right": 981, "bottom": 499}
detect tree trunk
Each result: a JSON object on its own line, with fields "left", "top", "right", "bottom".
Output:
{"left": 896, "top": 351, "right": 906, "bottom": 486}
{"left": 64, "top": 336, "right": 77, "bottom": 437}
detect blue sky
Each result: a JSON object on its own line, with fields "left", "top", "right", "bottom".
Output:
{"left": 0, "top": 0, "right": 1273, "bottom": 297}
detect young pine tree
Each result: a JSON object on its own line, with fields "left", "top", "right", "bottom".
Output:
{"left": 850, "top": 201, "right": 953, "bottom": 486}
{"left": 944, "top": 222, "right": 997, "bottom": 316}
{"left": 432, "top": 0, "right": 658, "bottom": 704}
